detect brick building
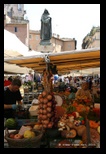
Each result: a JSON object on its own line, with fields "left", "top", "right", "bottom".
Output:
{"left": 4, "top": 4, "right": 29, "bottom": 47}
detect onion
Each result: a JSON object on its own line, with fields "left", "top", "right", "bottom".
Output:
{"left": 47, "top": 94, "right": 52, "bottom": 101}
{"left": 42, "top": 115, "right": 47, "bottom": 120}
{"left": 46, "top": 107, "right": 52, "bottom": 112}
{"left": 39, "top": 98, "right": 44, "bottom": 103}
{"left": 42, "top": 109, "right": 47, "bottom": 114}
{"left": 43, "top": 98, "right": 48, "bottom": 104}
{"left": 47, "top": 102, "right": 52, "bottom": 107}
{"left": 42, "top": 104, "right": 47, "bottom": 109}
{"left": 39, "top": 109, "right": 43, "bottom": 114}
{"left": 47, "top": 122, "right": 53, "bottom": 128}
{"left": 41, "top": 120, "right": 44, "bottom": 124}
{"left": 47, "top": 113, "right": 52, "bottom": 118}
{"left": 42, "top": 91, "right": 47, "bottom": 97}
{"left": 38, "top": 114, "right": 43, "bottom": 119}
{"left": 43, "top": 124, "right": 47, "bottom": 128}
{"left": 38, "top": 94, "right": 43, "bottom": 100}
{"left": 43, "top": 120, "right": 49, "bottom": 125}
{"left": 39, "top": 103, "right": 43, "bottom": 108}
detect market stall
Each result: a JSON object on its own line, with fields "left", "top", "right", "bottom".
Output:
{"left": 4, "top": 47, "right": 100, "bottom": 148}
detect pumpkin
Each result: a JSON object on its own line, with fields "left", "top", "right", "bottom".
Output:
{"left": 61, "top": 129, "right": 77, "bottom": 138}
{"left": 89, "top": 120, "right": 99, "bottom": 129}
{"left": 75, "top": 125, "right": 86, "bottom": 137}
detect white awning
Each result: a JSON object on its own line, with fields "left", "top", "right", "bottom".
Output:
{"left": 4, "top": 62, "right": 32, "bottom": 74}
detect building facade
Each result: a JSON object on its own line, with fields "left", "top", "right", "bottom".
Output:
{"left": 4, "top": 4, "right": 29, "bottom": 47}
{"left": 29, "top": 31, "right": 77, "bottom": 52}
{"left": 82, "top": 26, "right": 100, "bottom": 49}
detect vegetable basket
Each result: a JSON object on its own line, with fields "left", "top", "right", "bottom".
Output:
{"left": 4, "top": 128, "right": 43, "bottom": 148}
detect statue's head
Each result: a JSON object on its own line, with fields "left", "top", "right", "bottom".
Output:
{"left": 44, "top": 9, "right": 49, "bottom": 15}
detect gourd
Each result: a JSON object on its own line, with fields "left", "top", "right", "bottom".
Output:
{"left": 61, "top": 129, "right": 77, "bottom": 138}
{"left": 89, "top": 120, "right": 99, "bottom": 129}
{"left": 75, "top": 125, "right": 86, "bottom": 136}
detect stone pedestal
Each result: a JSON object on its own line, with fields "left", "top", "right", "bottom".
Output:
{"left": 37, "top": 43, "right": 54, "bottom": 53}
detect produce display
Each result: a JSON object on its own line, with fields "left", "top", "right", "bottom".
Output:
{"left": 8, "top": 125, "right": 36, "bottom": 139}
{"left": 4, "top": 66, "right": 100, "bottom": 148}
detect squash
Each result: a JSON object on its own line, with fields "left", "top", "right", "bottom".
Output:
{"left": 61, "top": 129, "right": 77, "bottom": 138}
{"left": 89, "top": 120, "right": 99, "bottom": 129}
{"left": 75, "top": 125, "right": 86, "bottom": 136}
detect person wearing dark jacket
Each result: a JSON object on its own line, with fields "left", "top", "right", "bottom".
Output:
{"left": 4, "top": 78, "right": 23, "bottom": 119}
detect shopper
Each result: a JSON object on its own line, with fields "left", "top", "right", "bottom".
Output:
{"left": 75, "top": 82, "right": 92, "bottom": 101}
{"left": 4, "top": 78, "right": 23, "bottom": 118}
{"left": 4, "top": 76, "right": 12, "bottom": 86}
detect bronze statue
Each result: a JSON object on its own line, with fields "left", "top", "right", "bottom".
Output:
{"left": 40, "top": 9, "right": 52, "bottom": 45}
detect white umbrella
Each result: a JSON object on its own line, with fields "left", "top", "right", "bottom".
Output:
{"left": 4, "top": 29, "right": 29, "bottom": 57}
{"left": 4, "top": 29, "right": 44, "bottom": 74}
{"left": 4, "top": 29, "right": 43, "bottom": 58}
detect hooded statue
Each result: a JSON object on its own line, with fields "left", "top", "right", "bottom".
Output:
{"left": 40, "top": 9, "right": 52, "bottom": 45}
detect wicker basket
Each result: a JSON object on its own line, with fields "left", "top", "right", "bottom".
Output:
{"left": 4, "top": 128, "right": 43, "bottom": 148}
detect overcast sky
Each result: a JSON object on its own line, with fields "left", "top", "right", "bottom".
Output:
{"left": 24, "top": 4, "right": 100, "bottom": 50}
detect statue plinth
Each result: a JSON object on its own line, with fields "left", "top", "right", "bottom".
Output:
{"left": 37, "top": 43, "right": 54, "bottom": 53}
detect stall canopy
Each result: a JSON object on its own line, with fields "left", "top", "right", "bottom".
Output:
{"left": 4, "top": 47, "right": 100, "bottom": 75}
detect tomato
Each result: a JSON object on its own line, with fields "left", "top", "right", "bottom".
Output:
{"left": 9, "top": 133, "right": 15, "bottom": 138}
{"left": 81, "top": 120, "right": 85, "bottom": 125}
{"left": 71, "top": 112, "right": 76, "bottom": 118}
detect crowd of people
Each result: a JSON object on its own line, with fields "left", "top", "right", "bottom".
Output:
{"left": 4, "top": 74, "right": 100, "bottom": 119}
{"left": 53, "top": 75, "right": 100, "bottom": 104}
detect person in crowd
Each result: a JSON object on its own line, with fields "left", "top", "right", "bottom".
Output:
{"left": 68, "top": 87, "right": 77, "bottom": 100}
{"left": 4, "top": 78, "right": 23, "bottom": 118}
{"left": 58, "top": 79, "right": 66, "bottom": 92}
{"left": 75, "top": 82, "right": 92, "bottom": 101}
{"left": 4, "top": 76, "right": 13, "bottom": 86}
{"left": 87, "top": 77, "right": 93, "bottom": 90}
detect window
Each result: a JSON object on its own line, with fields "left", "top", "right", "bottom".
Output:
{"left": 29, "top": 45, "right": 32, "bottom": 50}
{"left": 29, "top": 34, "right": 32, "bottom": 39}
{"left": 18, "top": 4, "right": 22, "bottom": 11}
{"left": 14, "top": 27, "right": 17, "bottom": 32}
{"left": 7, "top": 11, "right": 12, "bottom": 18}
{"left": 36, "top": 35, "right": 39, "bottom": 40}
{"left": 68, "top": 44, "right": 71, "bottom": 49}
